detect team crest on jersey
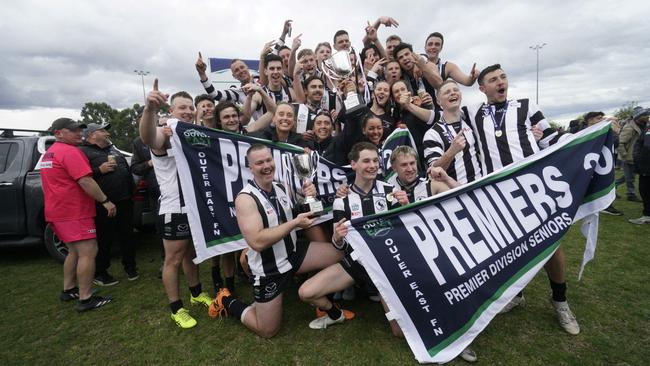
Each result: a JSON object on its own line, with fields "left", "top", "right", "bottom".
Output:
{"left": 375, "top": 198, "right": 387, "bottom": 211}
{"left": 279, "top": 195, "right": 289, "bottom": 206}
{"left": 351, "top": 203, "right": 360, "bottom": 211}
{"left": 183, "top": 129, "right": 211, "bottom": 148}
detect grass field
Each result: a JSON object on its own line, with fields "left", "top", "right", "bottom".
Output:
{"left": 1, "top": 188, "right": 649, "bottom": 366}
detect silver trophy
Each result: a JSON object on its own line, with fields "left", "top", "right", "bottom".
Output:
{"left": 282, "top": 151, "right": 325, "bottom": 216}
{"left": 321, "top": 49, "right": 362, "bottom": 113}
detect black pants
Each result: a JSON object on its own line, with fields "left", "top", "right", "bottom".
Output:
{"left": 95, "top": 199, "right": 137, "bottom": 275}
{"left": 640, "top": 174, "right": 650, "bottom": 216}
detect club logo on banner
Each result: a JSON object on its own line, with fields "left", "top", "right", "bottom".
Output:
{"left": 344, "top": 123, "right": 615, "bottom": 363}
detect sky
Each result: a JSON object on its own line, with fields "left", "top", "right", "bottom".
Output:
{"left": 1, "top": 0, "right": 649, "bottom": 131}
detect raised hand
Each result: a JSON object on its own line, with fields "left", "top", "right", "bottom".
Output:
{"left": 377, "top": 16, "right": 399, "bottom": 28}
{"left": 469, "top": 63, "right": 478, "bottom": 82}
{"left": 371, "top": 58, "right": 388, "bottom": 74}
{"left": 365, "top": 21, "right": 378, "bottom": 42}
{"left": 146, "top": 79, "right": 168, "bottom": 112}
{"left": 195, "top": 51, "right": 207, "bottom": 77}
{"left": 291, "top": 33, "right": 303, "bottom": 50}
{"left": 261, "top": 40, "right": 275, "bottom": 57}
{"left": 281, "top": 19, "right": 293, "bottom": 38}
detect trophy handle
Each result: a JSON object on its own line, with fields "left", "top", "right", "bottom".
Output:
{"left": 281, "top": 154, "right": 298, "bottom": 203}
{"left": 309, "top": 151, "right": 320, "bottom": 181}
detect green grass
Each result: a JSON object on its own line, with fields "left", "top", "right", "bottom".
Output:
{"left": 1, "top": 184, "right": 649, "bottom": 366}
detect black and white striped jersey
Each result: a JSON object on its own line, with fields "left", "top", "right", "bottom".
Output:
{"left": 239, "top": 181, "right": 297, "bottom": 278}
{"left": 333, "top": 180, "right": 399, "bottom": 252}
{"left": 386, "top": 175, "right": 432, "bottom": 203}
{"left": 333, "top": 180, "right": 399, "bottom": 222}
{"left": 467, "top": 99, "right": 557, "bottom": 174}
{"left": 201, "top": 78, "right": 246, "bottom": 104}
{"left": 422, "top": 107, "right": 482, "bottom": 184}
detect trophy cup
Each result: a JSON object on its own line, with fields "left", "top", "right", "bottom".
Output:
{"left": 321, "top": 49, "right": 363, "bottom": 113}
{"left": 282, "top": 151, "right": 325, "bottom": 216}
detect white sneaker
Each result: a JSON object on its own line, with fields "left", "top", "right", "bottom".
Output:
{"left": 309, "top": 313, "right": 345, "bottom": 329}
{"left": 629, "top": 215, "right": 650, "bottom": 224}
{"left": 551, "top": 300, "right": 580, "bottom": 335}
{"left": 499, "top": 295, "right": 525, "bottom": 314}
{"left": 459, "top": 347, "right": 478, "bottom": 363}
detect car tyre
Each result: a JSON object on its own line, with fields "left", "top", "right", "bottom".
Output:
{"left": 44, "top": 223, "right": 67, "bottom": 263}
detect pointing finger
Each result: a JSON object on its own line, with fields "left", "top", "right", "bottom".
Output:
{"left": 153, "top": 78, "right": 159, "bottom": 91}
{"left": 199, "top": 51, "right": 203, "bottom": 60}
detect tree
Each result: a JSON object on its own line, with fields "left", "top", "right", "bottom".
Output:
{"left": 613, "top": 101, "right": 639, "bottom": 121}
{"left": 80, "top": 102, "right": 140, "bottom": 153}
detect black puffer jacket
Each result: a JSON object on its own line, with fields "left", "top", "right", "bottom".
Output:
{"left": 79, "top": 143, "right": 134, "bottom": 202}
{"left": 633, "top": 125, "right": 650, "bottom": 175}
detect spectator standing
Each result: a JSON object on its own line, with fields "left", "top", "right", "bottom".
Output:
{"left": 617, "top": 108, "right": 647, "bottom": 202}
{"left": 41, "top": 118, "right": 114, "bottom": 311}
{"left": 80, "top": 123, "right": 138, "bottom": 285}
{"left": 630, "top": 109, "right": 650, "bottom": 224}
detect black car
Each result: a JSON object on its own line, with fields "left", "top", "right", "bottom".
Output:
{"left": 0, "top": 128, "right": 153, "bottom": 262}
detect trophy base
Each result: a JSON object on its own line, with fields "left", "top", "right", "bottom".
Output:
{"left": 298, "top": 199, "right": 326, "bottom": 217}
{"left": 344, "top": 93, "right": 364, "bottom": 113}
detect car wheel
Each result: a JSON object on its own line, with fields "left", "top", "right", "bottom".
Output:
{"left": 44, "top": 223, "right": 68, "bottom": 263}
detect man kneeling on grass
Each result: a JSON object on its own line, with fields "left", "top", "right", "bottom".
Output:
{"left": 209, "top": 144, "right": 343, "bottom": 338}
{"left": 298, "top": 142, "right": 478, "bottom": 363}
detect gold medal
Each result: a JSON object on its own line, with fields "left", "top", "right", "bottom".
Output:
{"left": 495, "top": 130, "right": 503, "bottom": 137}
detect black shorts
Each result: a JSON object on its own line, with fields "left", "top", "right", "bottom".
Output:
{"left": 340, "top": 255, "right": 371, "bottom": 286}
{"left": 252, "top": 241, "right": 309, "bottom": 303}
{"left": 157, "top": 213, "right": 192, "bottom": 241}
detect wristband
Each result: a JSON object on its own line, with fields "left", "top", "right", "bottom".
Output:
{"left": 100, "top": 198, "right": 110, "bottom": 204}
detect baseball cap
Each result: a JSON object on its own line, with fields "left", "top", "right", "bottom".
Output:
{"left": 633, "top": 107, "right": 650, "bottom": 120}
{"left": 83, "top": 123, "right": 111, "bottom": 140}
{"left": 49, "top": 118, "right": 87, "bottom": 132}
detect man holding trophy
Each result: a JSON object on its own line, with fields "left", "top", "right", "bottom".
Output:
{"left": 210, "top": 144, "right": 342, "bottom": 338}
{"left": 321, "top": 47, "right": 364, "bottom": 114}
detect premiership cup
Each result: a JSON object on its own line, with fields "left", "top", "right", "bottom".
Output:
{"left": 283, "top": 151, "right": 325, "bottom": 216}
{"left": 321, "top": 49, "right": 363, "bottom": 113}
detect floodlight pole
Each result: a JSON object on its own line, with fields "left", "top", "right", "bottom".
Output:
{"left": 529, "top": 43, "right": 546, "bottom": 105}
{"left": 134, "top": 70, "right": 150, "bottom": 105}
